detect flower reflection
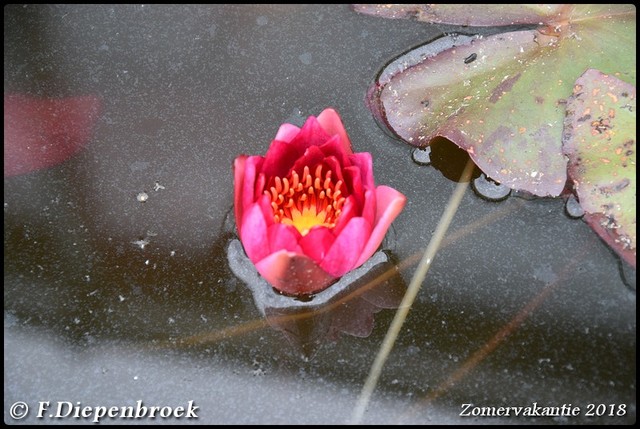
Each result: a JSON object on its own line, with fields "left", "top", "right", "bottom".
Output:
{"left": 4, "top": 94, "right": 101, "bottom": 177}
{"left": 228, "top": 239, "right": 406, "bottom": 357}
{"left": 233, "top": 108, "right": 406, "bottom": 296}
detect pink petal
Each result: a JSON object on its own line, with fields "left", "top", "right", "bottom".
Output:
{"left": 4, "top": 94, "right": 101, "bottom": 177}
{"left": 294, "top": 115, "right": 333, "bottom": 149}
{"left": 356, "top": 186, "right": 406, "bottom": 267}
{"left": 234, "top": 155, "right": 264, "bottom": 232}
{"left": 243, "top": 157, "right": 264, "bottom": 204}
{"left": 262, "top": 116, "right": 332, "bottom": 177}
{"left": 262, "top": 116, "right": 333, "bottom": 178}
{"left": 257, "top": 195, "right": 276, "bottom": 228}
{"left": 254, "top": 171, "right": 266, "bottom": 198}
{"left": 255, "top": 250, "right": 336, "bottom": 295}
{"left": 289, "top": 145, "right": 327, "bottom": 177}
{"left": 318, "top": 135, "right": 350, "bottom": 166}
{"left": 233, "top": 155, "right": 247, "bottom": 231}
{"left": 261, "top": 139, "right": 305, "bottom": 178}
{"left": 360, "top": 188, "right": 376, "bottom": 226}
{"left": 349, "top": 152, "right": 375, "bottom": 190}
{"left": 299, "top": 226, "right": 335, "bottom": 264}
{"left": 317, "top": 108, "right": 353, "bottom": 155}
{"left": 268, "top": 223, "right": 302, "bottom": 254}
{"left": 322, "top": 155, "right": 345, "bottom": 183}
{"left": 342, "top": 165, "right": 364, "bottom": 209}
{"left": 240, "top": 202, "right": 270, "bottom": 264}
{"left": 332, "top": 196, "right": 358, "bottom": 236}
{"left": 321, "top": 216, "right": 372, "bottom": 277}
{"left": 274, "top": 123, "right": 300, "bottom": 143}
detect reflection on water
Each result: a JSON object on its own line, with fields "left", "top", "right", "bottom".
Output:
{"left": 4, "top": 94, "right": 102, "bottom": 177}
{"left": 228, "top": 239, "right": 406, "bottom": 358}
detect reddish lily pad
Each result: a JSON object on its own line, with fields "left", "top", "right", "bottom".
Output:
{"left": 563, "top": 70, "right": 636, "bottom": 268}
{"left": 353, "top": 4, "right": 568, "bottom": 26}
{"left": 358, "top": 4, "right": 636, "bottom": 197}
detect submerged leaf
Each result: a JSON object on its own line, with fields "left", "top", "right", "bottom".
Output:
{"left": 563, "top": 70, "right": 636, "bottom": 267}
{"left": 361, "top": 4, "right": 635, "bottom": 197}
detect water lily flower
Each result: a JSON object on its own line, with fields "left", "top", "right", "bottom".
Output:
{"left": 233, "top": 108, "right": 406, "bottom": 295}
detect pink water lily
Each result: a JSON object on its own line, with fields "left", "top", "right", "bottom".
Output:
{"left": 233, "top": 108, "right": 406, "bottom": 295}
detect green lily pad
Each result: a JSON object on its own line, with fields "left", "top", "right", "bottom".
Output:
{"left": 563, "top": 69, "right": 636, "bottom": 268}
{"left": 359, "top": 4, "right": 636, "bottom": 197}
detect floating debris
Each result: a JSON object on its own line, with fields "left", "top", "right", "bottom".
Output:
{"left": 131, "top": 238, "right": 150, "bottom": 250}
{"left": 136, "top": 191, "right": 149, "bottom": 203}
{"left": 464, "top": 52, "right": 477, "bottom": 64}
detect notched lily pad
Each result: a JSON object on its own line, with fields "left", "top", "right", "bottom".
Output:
{"left": 563, "top": 69, "right": 636, "bottom": 267}
{"left": 359, "top": 5, "right": 635, "bottom": 197}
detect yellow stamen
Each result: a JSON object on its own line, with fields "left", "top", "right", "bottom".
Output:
{"left": 264, "top": 165, "right": 346, "bottom": 235}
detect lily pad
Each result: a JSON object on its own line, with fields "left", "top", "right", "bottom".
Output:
{"left": 563, "top": 69, "right": 636, "bottom": 268}
{"left": 358, "top": 4, "right": 635, "bottom": 197}
{"left": 353, "top": 4, "right": 568, "bottom": 26}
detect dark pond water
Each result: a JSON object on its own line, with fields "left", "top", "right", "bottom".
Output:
{"left": 4, "top": 4, "right": 635, "bottom": 424}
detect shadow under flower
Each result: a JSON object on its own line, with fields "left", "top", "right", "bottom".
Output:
{"left": 228, "top": 239, "right": 406, "bottom": 358}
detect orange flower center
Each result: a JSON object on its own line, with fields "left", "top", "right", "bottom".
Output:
{"left": 265, "top": 164, "right": 346, "bottom": 236}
